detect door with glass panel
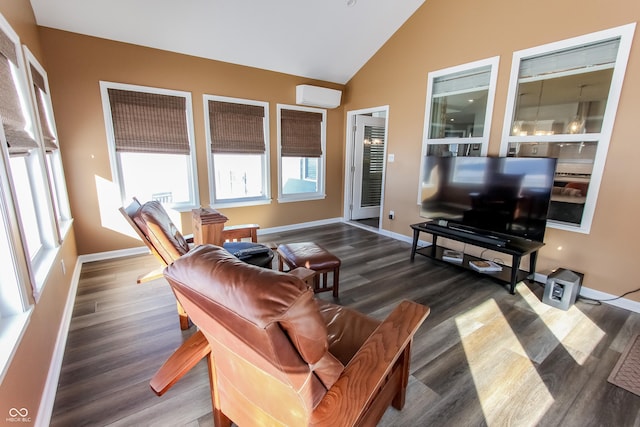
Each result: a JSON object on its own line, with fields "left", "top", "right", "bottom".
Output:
{"left": 351, "top": 115, "right": 385, "bottom": 221}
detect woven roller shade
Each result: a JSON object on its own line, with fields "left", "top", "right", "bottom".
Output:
{"left": 280, "top": 109, "right": 322, "bottom": 157}
{"left": 0, "top": 54, "right": 38, "bottom": 154}
{"left": 0, "top": 26, "right": 17, "bottom": 65}
{"left": 209, "top": 100, "right": 265, "bottom": 154}
{"left": 108, "top": 88, "right": 190, "bottom": 155}
{"left": 34, "top": 88, "right": 58, "bottom": 152}
{"left": 30, "top": 64, "right": 46, "bottom": 93}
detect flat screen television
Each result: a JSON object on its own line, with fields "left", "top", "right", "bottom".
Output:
{"left": 419, "top": 156, "right": 557, "bottom": 242}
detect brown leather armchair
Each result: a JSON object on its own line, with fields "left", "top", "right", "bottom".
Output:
{"left": 158, "top": 244, "right": 430, "bottom": 426}
{"left": 120, "top": 197, "right": 273, "bottom": 329}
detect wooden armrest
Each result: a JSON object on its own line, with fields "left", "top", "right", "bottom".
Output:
{"left": 221, "top": 224, "right": 260, "bottom": 242}
{"left": 310, "top": 300, "right": 430, "bottom": 426}
{"left": 137, "top": 267, "right": 166, "bottom": 284}
{"left": 149, "top": 330, "right": 211, "bottom": 396}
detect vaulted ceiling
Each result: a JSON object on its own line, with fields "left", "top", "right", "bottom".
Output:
{"left": 30, "top": 0, "right": 426, "bottom": 84}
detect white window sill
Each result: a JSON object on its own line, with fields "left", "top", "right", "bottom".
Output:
{"left": 277, "top": 193, "right": 326, "bottom": 204}
{"left": 212, "top": 198, "right": 272, "bottom": 209}
{"left": 0, "top": 308, "right": 32, "bottom": 384}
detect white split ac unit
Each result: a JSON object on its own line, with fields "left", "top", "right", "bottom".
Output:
{"left": 295, "top": 85, "right": 342, "bottom": 109}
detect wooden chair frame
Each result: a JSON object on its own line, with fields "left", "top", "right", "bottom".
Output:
{"left": 119, "top": 197, "right": 262, "bottom": 330}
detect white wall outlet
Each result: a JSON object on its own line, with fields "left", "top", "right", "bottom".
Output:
{"left": 388, "top": 153, "right": 395, "bottom": 162}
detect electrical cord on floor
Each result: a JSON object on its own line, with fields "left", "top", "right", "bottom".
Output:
{"left": 577, "top": 287, "right": 640, "bottom": 305}
{"left": 536, "top": 282, "right": 640, "bottom": 306}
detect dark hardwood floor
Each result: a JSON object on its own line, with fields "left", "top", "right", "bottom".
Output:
{"left": 50, "top": 223, "right": 640, "bottom": 426}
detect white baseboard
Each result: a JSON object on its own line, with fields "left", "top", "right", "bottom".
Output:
{"left": 78, "top": 246, "right": 150, "bottom": 263}
{"left": 344, "top": 221, "right": 640, "bottom": 314}
{"left": 35, "top": 257, "right": 83, "bottom": 427}
{"left": 257, "top": 217, "right": 343, "bottom": 236}
{"left": 37, "top": 218, "right": 640, "bottom": 425}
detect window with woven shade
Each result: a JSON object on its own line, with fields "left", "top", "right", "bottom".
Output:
{"left": 277, "top": 105, "right": 326, "bottom": 202}
{"left": 0, "top": 25, "right": 58, "bottom": 275}
{"left": 0, "top": 26, "right": 37, "bottom": 155}
{"left": 25, "top": 48, "right": 72, "bottom": 239}
{"left": 205, "top": 96, "right": 270, "bottom": 207}
{"left": 0, "top": 15, "right": 67, "bottom": 378}
{"left": 101, "top": 82, "right": 198, "bottom": 209}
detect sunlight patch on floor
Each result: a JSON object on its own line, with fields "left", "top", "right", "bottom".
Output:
{"left": 456, "top": 298, "right": 554, "bottom": 426}
{"left": 516, "top": 284, "right": 605, "bottom": 365}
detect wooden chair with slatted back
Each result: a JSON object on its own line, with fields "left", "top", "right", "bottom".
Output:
{"left": 120, "top": 197, "right": 273, "bottom": 330}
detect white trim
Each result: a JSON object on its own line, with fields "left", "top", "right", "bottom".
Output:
{"left": 499, "top": 23, "right": 636, "bottom": 234}
{"left": 99, "top": 81, "right": 200, "bottom": 210}
{"left": 256, "top": 217, "right": 343, "bottom": 235}
{"left": 78, "top": 246, "right": 150, "bottom": 263}
{"left": 418, "top": 56, "right": 500, "bottom": 205}
{"left": 0, "top": 308, "right": 31, "bottom": 385}
{"left": 276, "top": 104, "right": 327, "bottom": 203}
{"left": 35, "top": 257, "right": 82, "bottom": 427}
{"left": 203, "top": 95, "right": 271, "bottom": 208}
{"left": 23, "top": 46, "right": 73, "bottom": 244}
{"left": 343, "top": 106, "right": 390, "bottom": 224}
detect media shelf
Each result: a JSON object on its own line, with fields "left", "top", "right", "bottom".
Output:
{"left": 410, "top": 222, "right": 544, "bottom": 294}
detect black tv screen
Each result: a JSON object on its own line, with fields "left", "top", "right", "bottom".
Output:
{"left": 419, "top": 156, "right": 557, "bottom": 242}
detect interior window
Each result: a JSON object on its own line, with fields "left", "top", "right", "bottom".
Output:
{"left": 205, "top": 96, "right": 270, "bottom": 207}
{"left": 501, "top": 24, "right": 635, "bottom": 233}
{"left": 101, "top": 82, "right": 199, "bottom": 210}
{"left": 421, "top": 57, "right": 500, "bottom": 158}
{"left": 277, "top": 105, "right": 326, "bottom": 202}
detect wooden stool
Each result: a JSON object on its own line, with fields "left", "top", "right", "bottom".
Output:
{"left": 277, "top": 242, "right": 340, "bottom": 297}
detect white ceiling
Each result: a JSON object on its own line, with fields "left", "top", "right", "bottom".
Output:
{"left": 30, "top": 0, "right": 426, "bottom": 85}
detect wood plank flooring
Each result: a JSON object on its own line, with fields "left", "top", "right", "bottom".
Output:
{"left": 50, "top": 223, "right": 640, "bottom": 426}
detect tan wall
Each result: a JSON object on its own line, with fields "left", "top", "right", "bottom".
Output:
{"left": 344, "top": 0, "right": 640, "bottom": 300}
{"left": 0, "top": 1, "right": 79, "bottom": 422}
{"left": 37, "top": 28, "right": 346, "bottom": 255}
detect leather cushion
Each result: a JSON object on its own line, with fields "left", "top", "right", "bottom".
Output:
{"left": 164, "top": 244, "right": 331, "bottom": 365}
{"left": 133, "top": 201, "right": 190, "bottom": 264}
{"left": 317, "top": 301, "right": 379, "bottom": 365}
{"left": 277, "top": 242, "right": 340, "bottom": 271}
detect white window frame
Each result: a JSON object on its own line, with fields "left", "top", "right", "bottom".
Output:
{"left": 100, "top": 81, "right": 199, "bottom": 211}
{"left": 418, "top": 56, "right": 500, "bottom": 204}
{"left": 0, "top": 11, "right": 37, "bottom": 383}
{"left": 204, "top": 95, "right": 271, "bottom": 208}
{"left": 24, "top": 47, "right": 73, "bottom": 241}
{"left": 1, "top": 23, "right": 59, "bottom": 302}
{"left": 500, "top": 23, "right": 636, "bottom": 234}
{"left": 277, "top": 104, "right": 326, "bottom": 203}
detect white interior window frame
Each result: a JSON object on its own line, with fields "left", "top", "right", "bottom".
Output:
{"left": 0, "top": 19, "right": 60, "bottom": 301}
{"left": 418, "top": 56, "right": 500, "bottom": 204}
{"left": 276, "top": 104, "right": 327, "bottom": 203}
{"left": 499, "top": 23, "right": 636, "bottom": 234}
{"left": 204, "top": 95, "right": 271, "bottom": 208}
{"left": 0, "top": 11, "right": 36, "bottom": 384}
{"left": 23, "top": 46, "right": 73, "bottom": 242}
{"left": 100, "top": 81, "right": 200, "bottom": 211}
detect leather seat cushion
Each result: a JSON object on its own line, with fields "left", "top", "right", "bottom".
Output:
{"left": 278, "top": 242, "right": 340, "bottom": 271}
{"left": 317, "top": 301, "right": 379, "bottom": 365}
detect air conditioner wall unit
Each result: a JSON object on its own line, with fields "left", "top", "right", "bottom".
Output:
{"left": 296, "top": 85, "right": 342, "bottom": 109}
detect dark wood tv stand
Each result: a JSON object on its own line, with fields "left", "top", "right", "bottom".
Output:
{"left": 410, "top": 221, "right": 544, "bottom": 294}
